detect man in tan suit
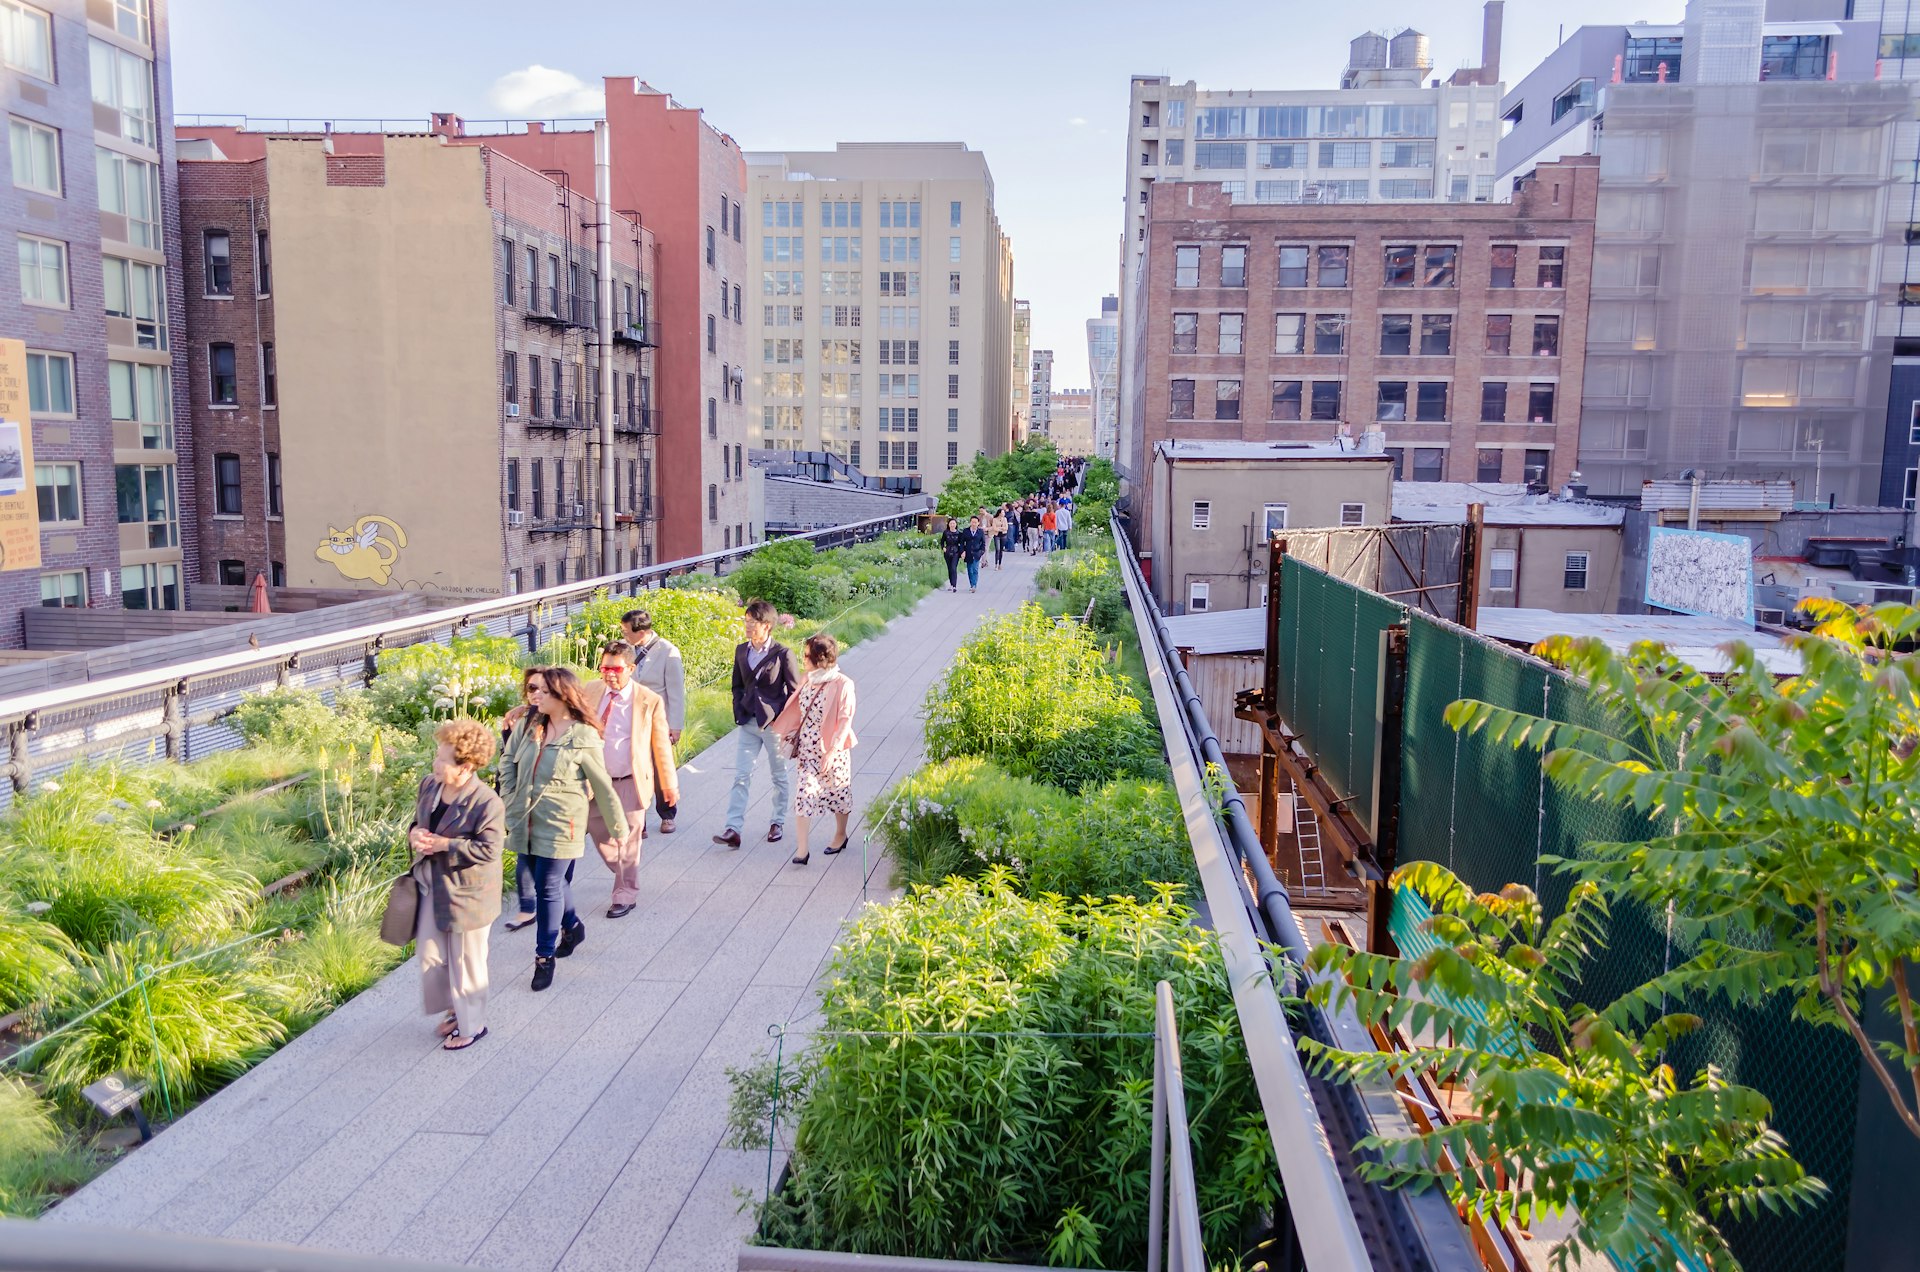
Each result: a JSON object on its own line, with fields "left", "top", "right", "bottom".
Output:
{"left": 583, "top": 639, "right": 680, "bottom": 919}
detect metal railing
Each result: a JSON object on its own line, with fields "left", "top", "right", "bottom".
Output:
{"left": 0, "top": 513, "right": 919, "bottom": 802}
{"left": 1147, "top": 980, "right": 1208, "bottom": 1272}
{"left": 0, "top": 1219, "right": 466, "bottom": 1272}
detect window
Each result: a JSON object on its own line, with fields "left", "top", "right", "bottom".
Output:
{"left": 1378, "top": 179, "right": 1434, "bottom": 200}
{"left": 522, "top": 246, "right": 537, "bottom": 309}
{"left": 544, "top": 254, "right": 560, "bottom": 313}
{"left": 530, "top": 459, "right": 545, "bottom": 518}
{"left": 719, "top": 278, "right": 730, "bottom": 318}
{"left": 1377, "top": 381, "right": 1408, "bottom": 420}
{"left": 1411, "top": 447, "right": 1445, "bottom": 483}
{"left": 707, "top": 484, "right": 718, "bottom": 522}
{"left": 1220, "top": 245, "right": 1248, "bottom": 288}
{"left": 1528, "top": 383, "right": 1556, "bottom": 423}
{"left": 707, "top": 397, "right": 717, "bottom": 437}
{"left": 208, "top": 343, "right": 236, "bottom": 405}
{"left": 1274, "top": 312, "right": 1304, "bottom": 354}
{"left": 1218, "top": 313, "right": 1244, "bottom": 355}
{"left": 1171, "top": 312, "right": 1198, "bottom": 353}
{"left": 9, "top": 117, "right": 58, "bottom": 194}
{"left": 948, "top": 339, "right": 960, "bottom": 366}
{"left": 115, "top": 462, "right": 177, "bottom": 548}
{"left": 1174, "top": 246, "right": 1199, "bottom": 288}
{"left": 949, "top": 305, "right": 960, "bottom": 327}
{"left": 532, "top": 564, "right": 546, "bottom": 589}
{"left": 1187, "top": 581, "right": 1210, "bottom": 613}
{"left": 1214, "top": 379, "right": 1241, "bottom": 420}
{"left": 1193, "top": 141, "right": 1247, "bottom": 169}
{"left": 1340, "top": 503, "right": 1365, "bottom": 527}
{"left": 706, "top": 314, "right": 716, "bottom": 353}
{"left": 528, "top": 358, "right": 542, "bottom": 417}
{"left": 214, "top": 560, "right": 244, "bottom": 587}
{"left": 1170, "top": 379, "right": 1195, "bottom": 418}
{"left": 1563, "top": 552, "right": 1589, "bottom": 591}
{"left": 261, "top": 342, "right": 276, "bottom": 406}
{"left": 102, "top": 256, "right": 165, "bottom": 348}
{"left": 502, "top": 352, "right": 517, "bottom": 408}
{"left": 34, "top": 461, "right": 79, "bottom": 523}
{"left": 1261, "top": 503, "right": 1289, "bottom": 534}
{"left": 1380, "top": 314, "right": 1412, "bottom": 357}
{"left": 203, "top": 230, "right": 231, "bottom": 296}
{"left": 1477, "top": 449, "right": 1504, "bottom": 482}
{"left": 256, "top": 230, "right": 272, "bottom": 295}
{"left": 1489, "top": 548, "right": 1517, "bottom": 591}
{"left": 214, "top": 453, "right": 242, "bottom": 516}
{"left": 1524, "top": 449, "right": 1551, "bottom": 484}
{"left": 17, "top": 233, "right": 66, "bottom": 306}
{"left": 1906, "top": 468, "right": 1918, "bottom": 512}
{"left": 1415, "top": 381, "right": 1448, "bottom": 421}
{"left": 1424, "top": 246, "right": 1457, "bottom": 288}
{"left": 705, "top": 226, "right": 715, "bottom": 266}
{"left": 1310, "top": 381, "right": 1341, "bottom": 421}
{"left": 40, "top": 571, "right": 85, "bottom": 609}
{"left": 1164, "top": 139, "right": 1185, "bottom": 165}
{"left": 109, "top": 360, "right": 170, "bottom": 448}
{"left": 1191, "top": 501, "right": 1211, "bottom": 530}
{"left": 1381, "top": 140, "right": 1435, "bottom": 168}
{"left": 946, "top": 374, "right": 959, "bottom": 399}
{"left": 1537, "top": 246, "right": 1565, "bottom": 289}
{"left": 950, "top": 200, "right": 962, "bottom": 227}
{"left": 1384, "top": 245, "right": 1416, "bottom": 287}
{"left": 1312, "top": 315, "right": 1345, "bottom": 355}
{"left": 1276, "top": 245, "right": 1308, "bottom": 288}
{"left": 948, "top": 236, "right": 961, "bottom": 263}
{"left": 732, "top": 284, "right": 742, "bottom": 323}
{"left": 1490, "top": 245, "right": 1517, "bottom": 289}
{"left": 89, "top": 38, "right": 155, "bottom": 145}
{"left": 267, "top": 453, "right": 282, "bottom": 516}
{"left": 1318, "top": 141, "right": 1370, "bottom": 168}
{"left": 1271, "top": 380, "right": 1302, "bottom": 420}
{"left": 1480, "top": 382, "right": 1508, "bottom": 423}
{"left": 1486, "top": 313, "right": 1513, "bottom": 356}
{"left": 25, "top": 350, "right": 72, "bottom": 415}
{"left": 1317, "top": 246, "right": 1350, "bottom": 288}
{"left": 1418, "top": 314, "right": 1453, "bottom": 357}
{"left": 947, "top": 407, "right": 959, "bottom": 433}
{"left": 1, "top": 1, "right": 53, "bottom": 79}
{"left": 500, "top": 236, "right": 514, "bottom": 302}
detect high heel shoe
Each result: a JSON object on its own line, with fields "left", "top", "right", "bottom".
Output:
{"left": 823, "top": 835, "right": 849, "bottom": 855}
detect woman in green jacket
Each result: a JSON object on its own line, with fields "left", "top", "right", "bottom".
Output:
{"left": 498, "top": 666, "right": 630, "bottom": 991}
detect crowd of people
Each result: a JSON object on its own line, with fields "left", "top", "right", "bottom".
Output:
{"left": 939, "top": 461, "right": 1083, "bottom": 593}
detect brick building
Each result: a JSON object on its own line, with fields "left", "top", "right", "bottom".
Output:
{"left": 175, "top": 129, "right": 656, "bottom": 596}
{"left": 1127, "top": 154, "right": 1597, "bottom": 535}
{"left": 1, "top": 0, "right": 193, "bottom": 645}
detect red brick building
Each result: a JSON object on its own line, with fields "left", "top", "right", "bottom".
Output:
{"left": 1127, "top": 156, "right": 1597, "bottom": 535}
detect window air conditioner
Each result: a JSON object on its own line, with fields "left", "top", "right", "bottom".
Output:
{"left": 506, "top": 510, "right": 525, "bottom": 527}
{"left": 573, "top": 502, "right": 587, "bottom": 519}
{"left": 506, "top": 403, "right": 520, "bottom": 417}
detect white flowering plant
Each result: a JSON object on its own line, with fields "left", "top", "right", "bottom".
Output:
{"left": 366, "top": 630, "right": 522, "bottom": 731}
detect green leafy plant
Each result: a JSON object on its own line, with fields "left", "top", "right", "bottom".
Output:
{"left": 1443, "top": 601, "right": 1920, "bottom": 1141}
{"left": 0, "top": 895, "right": 76, "bottom": 1016}
{"left": 728, "top": 558, "right": 827, "bottom": 619}
{"left": 559, "top": 585, "right": 743, "bottom": 689}
{"left": 0, "top": 1075, "right": 95, "bottom": 1217}
{"left": 366, "top": 630, "right": 522, "bottom": 730}
{"left": 1034, "top": 545, "right": 1127, "bottom": 636}
{"left": 728, "top": 871, "right": 1274, "bottom": 1268}
{"left": 924, "top": 603, "right": 1164, "bottom": 792}
{"left": 1303, "top": 862, "right": 1823, "bottom": 1272}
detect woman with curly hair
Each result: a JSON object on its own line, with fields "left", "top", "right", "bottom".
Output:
{"left": 409, "top": 717, "right": 506, "bottom": 1050}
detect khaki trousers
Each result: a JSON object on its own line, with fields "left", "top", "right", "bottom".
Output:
{"left": 416, "top": 890, "right": 489, "bottom": 1037}
{"left": 586, "top": 773, "right": 648, "bottom": 908}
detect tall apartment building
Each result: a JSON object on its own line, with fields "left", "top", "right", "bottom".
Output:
{"left": 743, "top": 143, "right": 1014, "bottom": 489}
{"left": 2, "top": 0, "right": 190, "bottom": 645}
{"left": 1497, "top": 0, "right": 1910, "bottom": 504}
{"left": 1088, "top": 295, "right": 1119, "bottom": 458}
{"left": 173, "top": 131, "right": 657, "bottom": 596}
{"left": 1118, "top": 8, "right": 1507, "bottom": 488}
{"left": 1011, "top": 298, "right": 1031, "bottom": 444}
{"left": 469, "top": 83, "right": 753, "bottom": 558}
{"left": 1030, "top": 348, "right": 1053, "bottom": 436}
{"left": 1130, "top": 157, "right": 1599, "bottom": 537}
{"left": 1048, "top": 388, "right": 1094, "bottom": 457}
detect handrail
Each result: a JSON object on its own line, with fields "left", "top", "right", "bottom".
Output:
{"left": 1147, "top": 980, "right": 1209, "bottom": 1272}
{"left": 0, "top": 1219, "right": 466, "bottom": 1272}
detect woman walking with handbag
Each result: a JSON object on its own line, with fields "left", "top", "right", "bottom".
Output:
{"left": 408, "top": 718, "right": 506, "bottom": 1050}
{"left": 497, "top": 667, "right": 629, "bottom": 992}
{"left": 988, "top": 506, "right": 1009, "bottom": 570}
{"left": 770, "top": 634, "right": 858, "bottom": 867}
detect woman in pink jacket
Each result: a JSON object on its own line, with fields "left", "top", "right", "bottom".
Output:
{"left": 770, "top": 633, "right": 858, "bottom": 866}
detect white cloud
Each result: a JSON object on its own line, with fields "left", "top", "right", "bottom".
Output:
{"left": 1069, "top": 117, "right": 1088, "bottom": 127}
{"left": 488, "top": 65, "right": 605, "bottom": 117}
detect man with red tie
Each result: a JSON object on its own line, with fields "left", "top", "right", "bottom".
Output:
{"left": 583, "top": 640, "right": 679, "bottom": 919}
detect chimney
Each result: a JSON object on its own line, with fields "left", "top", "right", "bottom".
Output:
{"left": 1481, "top": 1, "right": 1504, "bottom": 83}
{"left": 430, "top": 112, "right": 464, "bottom": 138}
{"left": 526, "top": 121, "right": 545, "bottom": 135}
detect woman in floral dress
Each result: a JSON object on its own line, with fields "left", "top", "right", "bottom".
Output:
{"left": 770, "top": 634, "right": 858, "bottom": 866}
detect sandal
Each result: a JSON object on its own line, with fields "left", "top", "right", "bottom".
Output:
{"left": 443, "top": 1027, "right": 488, "bottom": 1051}
{"left": 436, "top": 1013, "right": 459, "bottom": 1039}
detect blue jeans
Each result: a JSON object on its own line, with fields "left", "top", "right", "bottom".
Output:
{"left": 726, "top": 720, "right": 793, "bottom": 831}
{"left": 1057, "top": 529, "right": 1070, "bottom": 550}
{"left": 514, "top": 852, "right": 536, "bottom": 915}
{"left": 1041, "top": 530, "right": 1055, "bottom": 552}
{"left": 965, "top": 557, "right": 980, "bottom": 587}
{"left": 528, "top": 854, "right": 577, "bottom": 959}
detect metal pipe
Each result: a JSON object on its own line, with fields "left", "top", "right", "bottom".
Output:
{"left": 594, "top": 120, "right": 617, "bottom": 576}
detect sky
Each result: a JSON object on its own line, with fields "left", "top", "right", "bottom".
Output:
{"left": 170, "top": 0, "right": 1681, "bottom": 388}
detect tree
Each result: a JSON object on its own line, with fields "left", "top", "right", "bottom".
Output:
{"left": 1304, "top": 862, "right": 1823, "bottom": 1272}
{"left": 1445, "top": 601, "right": 1920, "bottom": 1140}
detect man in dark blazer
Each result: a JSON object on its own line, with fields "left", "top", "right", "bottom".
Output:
{"left": 713, "top": 598, "right": 799, "bottom": 848}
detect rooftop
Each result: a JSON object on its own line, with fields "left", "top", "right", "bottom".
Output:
{"left": 1475, "top": 607, "right": 1802, "bottom": 675}
{"left": 1162, "top": 606, "right": 1267, "bottom": 655}
{"left": 1392, "top": 482, "right": 1624, "bottom": 527}
{"left": 1155, "top": 437, "right": 1390, "bottom": 463}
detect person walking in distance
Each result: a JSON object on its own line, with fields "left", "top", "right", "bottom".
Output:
{"left": 940, "top": 519, "right": 966, "bottom": 592}
{"left": 619, "top": 609, "right": 685, "bottom": 833}
{"left": 583, "top": 641, "right": 677, "bottom": 921}
{"left": 409, "top": 718, "right": 505, "bottom": 1050}
{"left": 961, "top": 515, "right": 988, "bottom": 593}
{"left": 499, "top": 668, "right": 544, "bottom": 932}
{"left": 989, "top": 505, "right": 1009, "bottom": 570}
{"left": 1021, "top": 501, "right": 1042, "bottom": 554}
{"left": 770, "top": 634, "right": 857, "bottom": 866}
{"left": 1040, "top": 502, "right": 1059, "bottom": 553}
{"left": 498, "top": 667, "right": 629, "bottom": 992}
{"left": 713, "top": 599, "right": 799, "bottom": 849}
{"left": 1055, "top": 500, "right": 1074, "bottom": 551}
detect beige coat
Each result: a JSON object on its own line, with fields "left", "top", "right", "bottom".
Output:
{"left": 583, "top": 679, "right": 680, "bottom": 807}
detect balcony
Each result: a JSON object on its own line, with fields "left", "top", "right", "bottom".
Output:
{"left": 529, "top": 504, "right": 592, "bottom": 534}
{"left": 615, "top": 407, "right": 657, "bottom": 436}
{"left": 524, "top": 409, "right": 592, "bottom": 432}
{"left": 525, "top": 292, "right": 596, "bottom": 330}
{"left": 614, "top": 318, "right": 655, "bottom": 347}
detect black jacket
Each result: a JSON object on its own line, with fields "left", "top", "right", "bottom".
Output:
{"left": 961, "top": 528, "right": 987, "bottom": 562}
{"left": 941, "top": 526, "right": 966, "bottom": 560}
{"left": 731, "top": 640, "right": 799, "bottom": 727}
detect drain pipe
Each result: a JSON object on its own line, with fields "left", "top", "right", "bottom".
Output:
{"left": 595, "top": 120, "right": 617, "bottom": 576}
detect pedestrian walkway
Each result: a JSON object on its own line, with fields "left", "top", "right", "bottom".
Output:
{"left": 48, "top": 548, "right": 1050, "bottom": 1272}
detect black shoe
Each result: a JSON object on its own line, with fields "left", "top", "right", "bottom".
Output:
{"left": 607, "top": 903, "right": 635, "bottom": 919}
{"left": 823, "top": 835, "right": 849, "bottom": 856}
{"left": 766, "top": 822, "right": 784, "bottom": 844}
{"left": 531, "top": 957, "right": 555, "bottom": 991}
{"left": 713, "top": 828, "right": 742, "bottom": 848}
{"left": 555, "top": 921, "right": 586, "bottom": 958}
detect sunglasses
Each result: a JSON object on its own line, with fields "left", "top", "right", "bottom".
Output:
{"left": 598, "top": 664, "right": 628, "bottom": 675}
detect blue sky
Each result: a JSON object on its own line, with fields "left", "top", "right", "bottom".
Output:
{"left": 171, "top": 0, "right": 1679, "bottom": 386}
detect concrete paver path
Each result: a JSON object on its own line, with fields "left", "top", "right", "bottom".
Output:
{"left": 49, "top": 549, "right": 1046, "bottom": 1271}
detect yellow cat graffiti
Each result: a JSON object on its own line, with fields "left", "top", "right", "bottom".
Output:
{"left": 315, "top": 515, "right": 408, "bottom": 585}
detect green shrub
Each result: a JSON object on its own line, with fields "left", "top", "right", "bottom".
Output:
{"left": 229, "top": 686, "right": 383, "bottom": 754}
{"left": 4, "top": 840, "right": 256, "bottom": 954}
{"left": 730, "top": 872, "right": 1274, "bottom": 1266}
{"left": 729, "top": 558, "right": 828, "bottom": 619}
{"left": 924, "top": 604, "right": 1163, "bottom": 792}
{"left": 0, "top": 896, "right": 76, "bottom": 1015}
{"left": 275, "top": 918, "right": 403, "bottom": 1025}
{"left": 556, "top": 585, "right": 742, "bottom": 689}
{"left": 0, "top": 1075, "right": 96, "bottom": 1217}
{"left": 1032, "top": 778, "right": 1196, "bottom": 902}
{"left": 663, "top": 570, "right": 730, "bottom": 593}
{"left": 366, "top": 630, "right": 522, "bottom": 730}
{"left": 1034, "top": 546, "right": 1127, "bottom": 635}
{"left": 813, "top": 568, "right": 856, "bottom": 611}
{"left": 755, "top": 536, "right": 818, "bottom": 568}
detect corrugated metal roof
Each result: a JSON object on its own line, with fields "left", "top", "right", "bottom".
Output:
{"left": 1640, "top": 480, "right": 1796, "bottom": 513}
{"left": 1162, "top": 605, "right": 1269, "bottom": 655}
{"left": 1475, "top": 608, "right": 1802, "bottom": 675}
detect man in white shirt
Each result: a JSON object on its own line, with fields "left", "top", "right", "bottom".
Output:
{"left": 620, "top": 608, "right": 686, "bottom": 833}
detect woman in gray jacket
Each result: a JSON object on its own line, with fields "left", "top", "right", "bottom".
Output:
{"left": 410, "top": 718, "right": 507, "bottom": 1051}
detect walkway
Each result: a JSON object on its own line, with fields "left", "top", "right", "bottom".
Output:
{"left": 49, "top": 549, "right": 1048, "bottom": 1272}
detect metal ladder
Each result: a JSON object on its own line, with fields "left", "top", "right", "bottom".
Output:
{"left": 1292, "top": 780, "right": 1327, "bottom": 894}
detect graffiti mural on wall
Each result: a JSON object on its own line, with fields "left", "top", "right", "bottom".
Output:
{"left": 315, "top": 515, "right": 408, "bottom": 585}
